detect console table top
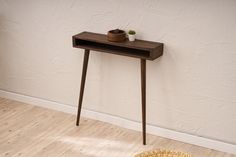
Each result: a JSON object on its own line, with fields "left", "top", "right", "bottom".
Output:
{"left": 73, "top": 32, "right": 164, "bottom": 60}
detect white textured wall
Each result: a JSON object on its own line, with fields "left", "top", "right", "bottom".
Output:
{"left": 0, "top": 0, "right": 236, "bottom": 144}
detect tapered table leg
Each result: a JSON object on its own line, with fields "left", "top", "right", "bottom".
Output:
{"left": 141, "top": 59, "right": 146, "bottom": 145}
{"left": 76, "top": 49, "right": 90, "bottom": 126}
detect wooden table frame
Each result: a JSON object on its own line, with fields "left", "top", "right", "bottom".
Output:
{"left": 73, "top": 32, "right": 164, "bottom": 145}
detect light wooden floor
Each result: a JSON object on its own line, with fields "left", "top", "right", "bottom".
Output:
{"left": 0, "top": 98, "right": 235, "bottom": 157}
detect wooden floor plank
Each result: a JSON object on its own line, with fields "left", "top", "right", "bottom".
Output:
{"left": 0, "top": 97, "right": 235, "bottom": 157}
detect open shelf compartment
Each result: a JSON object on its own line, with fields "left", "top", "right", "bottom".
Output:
{"left": 74, "top": 39, "right": 151, "bottom": 59}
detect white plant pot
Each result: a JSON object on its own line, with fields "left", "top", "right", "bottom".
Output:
{"left": 128, "top": 34, "right": 136, "bottom": 41}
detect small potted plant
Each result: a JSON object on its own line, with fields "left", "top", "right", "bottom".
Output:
{"left": 128, "top": 30, "right": 136, "bottom": 41}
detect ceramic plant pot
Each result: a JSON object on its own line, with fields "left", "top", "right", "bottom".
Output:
{"left": 128, "top": 34, "right": 136, "bottom": 41}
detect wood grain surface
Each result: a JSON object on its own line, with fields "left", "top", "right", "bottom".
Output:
{"left": 0, "top": 97, "right": 234, "bottom": 157}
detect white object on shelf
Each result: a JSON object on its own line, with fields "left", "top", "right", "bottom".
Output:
{"left": 128, "top": 34, "right": 136, "bottom": 41}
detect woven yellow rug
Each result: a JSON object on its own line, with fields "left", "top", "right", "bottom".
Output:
{"left": 134, "top": 149, "right": 192, "bottom": 157}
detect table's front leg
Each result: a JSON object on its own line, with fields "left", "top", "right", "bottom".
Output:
{"left": 76, "top": 49, "right": 90, "bottom": 126}
{"left": 141, "top": 59, "right": 146, "bottom": 145}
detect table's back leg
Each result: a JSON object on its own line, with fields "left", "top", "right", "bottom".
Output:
{"left": 76, "top": 49, "right": 90, "bottom": 126}
{"left": 141, "top": 59, "right": 146, "bottom": 145}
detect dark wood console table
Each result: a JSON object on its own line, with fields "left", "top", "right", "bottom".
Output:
{"left": 72, "top": 32, "right": 164, "bottom": 144}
